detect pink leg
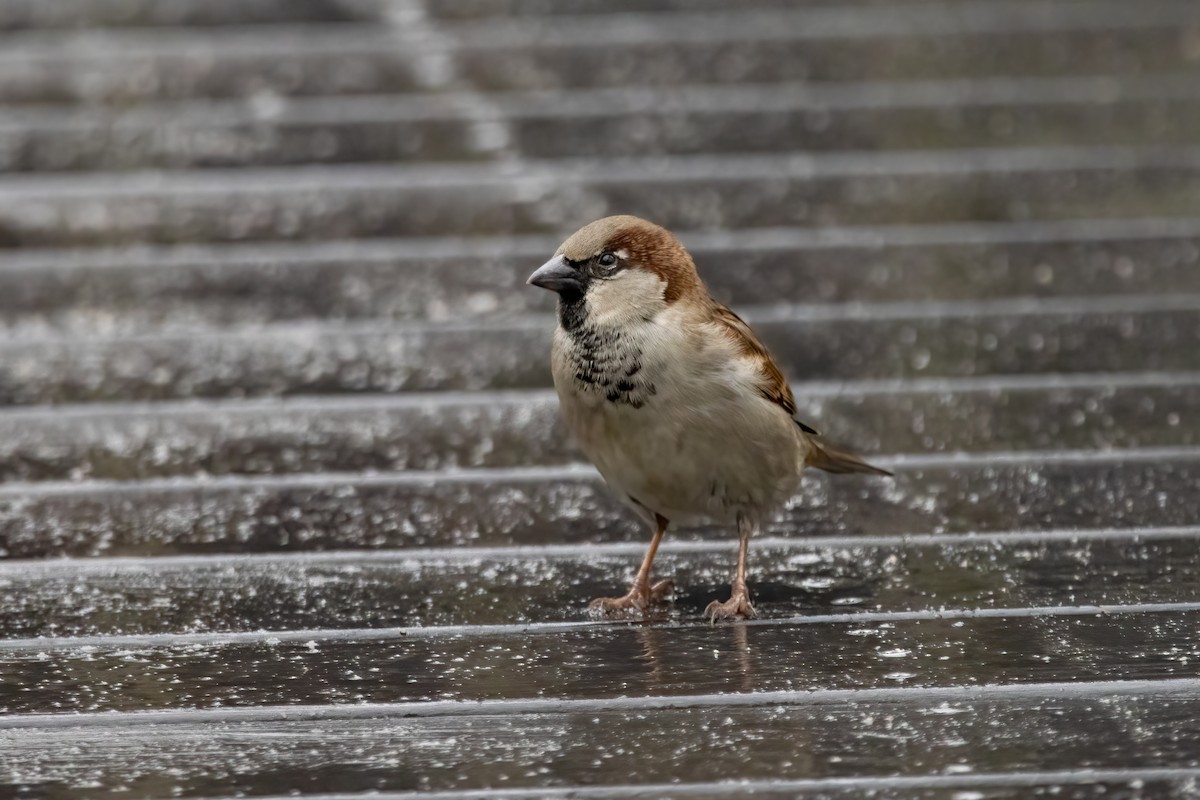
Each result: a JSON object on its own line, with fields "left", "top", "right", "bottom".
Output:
{"left": 705, "top": 514, "right": 757, "bottom": 621}
{"left": 589, "top": 514, "right": 674, "bottom": 616}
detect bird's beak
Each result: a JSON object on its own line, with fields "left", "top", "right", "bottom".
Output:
{"left": 527, "top": 256, "right": 582, "bottom": 295}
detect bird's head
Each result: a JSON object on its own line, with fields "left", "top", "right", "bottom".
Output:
{"left": 527, "top": 215, "right": 702, "bottom": 328}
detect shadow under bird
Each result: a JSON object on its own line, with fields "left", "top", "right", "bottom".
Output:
{"left": 528, "top": 215, "right": 891, "bottom": 620}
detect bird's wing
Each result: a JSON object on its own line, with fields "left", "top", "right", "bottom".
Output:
{"left": 709, "top": 299, "right": 891, "bottom": 476}
{"left": 708, "top": 300, "right": 820, "bottom": 435}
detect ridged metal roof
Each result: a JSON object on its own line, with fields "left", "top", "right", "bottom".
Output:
{"left": 1, "top": 0, "right": 1200, "bottom": 796}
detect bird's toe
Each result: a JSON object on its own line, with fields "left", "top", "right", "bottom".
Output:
{"left": 587, "top": 594, "right": 639, "bottom": 618}
{"left": 704, "top": 592, "right": 756, "bottom": 622}
{"left": 588, "top": 578, "right": 675, "bottom": 618}
{"left": 648, "top": 578, "right": 675, "bottom": 602}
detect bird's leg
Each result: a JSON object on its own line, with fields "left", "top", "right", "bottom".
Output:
{"left": 589, "top": 514, "right": 674, "bottom": 616}
{"left": 705, "top": 513, "right": 757, "bottom": 621}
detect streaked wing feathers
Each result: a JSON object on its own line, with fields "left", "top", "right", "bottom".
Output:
{"left": 709, "top": 301, "right": 820, "bottom": 435}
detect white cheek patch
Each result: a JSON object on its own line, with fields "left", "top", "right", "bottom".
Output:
{"left": 586, "top": 270, "right": 668, "bottom": 327}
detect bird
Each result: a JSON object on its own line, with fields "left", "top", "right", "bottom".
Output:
{"left": 527, "top": 215, "right": 891, "bottom": 621}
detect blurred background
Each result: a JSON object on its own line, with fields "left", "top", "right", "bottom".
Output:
{"left": 2, "top": 0, "right": 1200, "bottom": 797}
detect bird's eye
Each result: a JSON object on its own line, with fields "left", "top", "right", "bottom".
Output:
{"left": 597, "top": 252, "right": 617, "bottom": 268}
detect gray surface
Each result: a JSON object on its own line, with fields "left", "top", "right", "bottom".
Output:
{"left": 3, "top": 150, "right": 1200, "bottom": 246}
{"left": 2, "top": 0, "right": 1200, "bottom": 797}
{"left": 0, "top": 608, "right": 1196, "bottom": 713}
{"left": 0, "top": 3, "right": 1197, "bottom": 104}
{"left": 3, "top": 454, "right": 1199, "bottom": 558}
{"left": 3, "top": 531, "right": 1200, "bottom": 636}
{"left": 3, "top": 686, "right": 1200, "bottom": 797}
{"left": 4, "top": 77, "right": 1200, "bottom": 172}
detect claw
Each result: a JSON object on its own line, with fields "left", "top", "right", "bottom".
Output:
{"left": 648, "top": 578, "right": 674, "bottom": 601}
{"left": 704, "top": 587, "right": 756, "bottom": 622}
{"left": 588, "top": 578, "right": 675, "bottom": 618}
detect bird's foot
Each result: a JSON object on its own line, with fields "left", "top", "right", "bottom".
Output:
{"left": 588, "top": 578, "right": 674, "bottom": 618}
{"left": 704, "top": 584, "right": 756, "bottom": 622}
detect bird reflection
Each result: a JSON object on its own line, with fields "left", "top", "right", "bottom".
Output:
{"left": 635, "top": 624, "right": 667, "bottom": 690}
{"left": 633, "top": 621, "right": 756, "bottom": 694}
{"left": 731, "top": 622, "right": 754, "bottom": 694}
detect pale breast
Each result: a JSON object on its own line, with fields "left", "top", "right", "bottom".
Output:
{"left": 551, "top": 309, "right": 805, "bottom": 526}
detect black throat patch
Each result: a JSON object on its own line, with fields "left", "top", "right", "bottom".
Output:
{"left": 557, "top": 291, "right": 588, "bottom": 334}
{"left": 561, "top": 304, "right": 657, "bottom": 409}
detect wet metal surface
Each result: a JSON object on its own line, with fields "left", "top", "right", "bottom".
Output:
{"left": 1, "top": 4, "right": 1198, "bottom": 104}
{"left": 6, "top": 150, "right": 1200, "bottom": 247}
{"left": 3, "top": 0, "right": 1200, "bottom": 798}
{"left": 4, "top": 533, "right": 1200, "bottom": 636}
{"left": 6, "top": 77, "right": 1200, "bottom": 173}
{"left": 2, "top": 455, "right": 1198, "bottom": 558}
{"left": 2, "top": 609, "right": 1197, "bottom": 714}
{"left": 3, "top": 687, "right": 1200, "bottom": 797}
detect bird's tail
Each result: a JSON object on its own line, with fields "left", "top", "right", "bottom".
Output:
{"left": 805, "top": 440, "right": 893, "bottom": 477}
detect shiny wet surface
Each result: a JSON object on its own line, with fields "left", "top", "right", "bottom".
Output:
{"left": 3, "top": 1, "right": 1200, "bottom": 798}
{"left": 2, "top": 609, "right": 1197, "bottom": 715}
{"left": 3, "top": 533, "right": 1200, "bottom": 636}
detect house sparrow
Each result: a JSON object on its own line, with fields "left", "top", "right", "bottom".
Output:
{"left": 528, "top": 216, "right": 891, "bottom": 621}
